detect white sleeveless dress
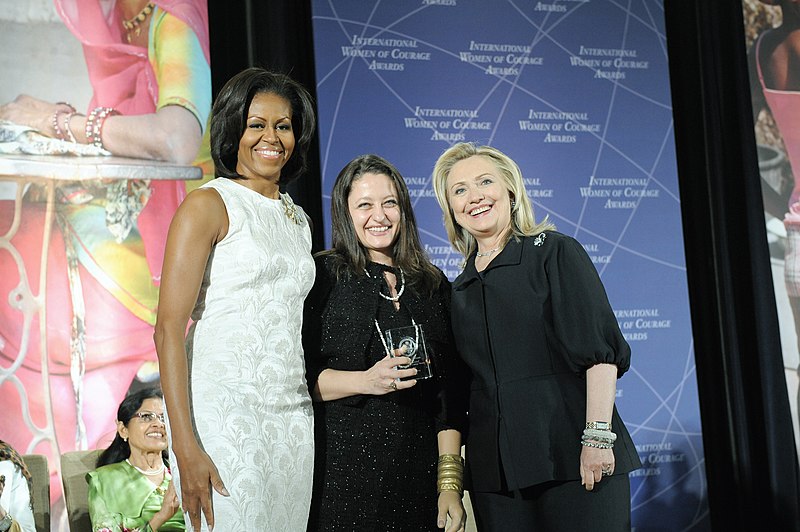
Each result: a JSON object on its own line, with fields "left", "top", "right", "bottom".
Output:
{"left": 169, "top": 177, "right": 315, "bottom": 531}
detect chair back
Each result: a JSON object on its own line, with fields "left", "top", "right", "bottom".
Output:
{"left": 21, "top": 454, "right": 50, "bottom": 532}
{"left": 60, "top": 450, "right": 102, "bottom": 532}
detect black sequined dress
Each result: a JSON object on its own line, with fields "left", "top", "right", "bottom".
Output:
{"left": 303, "top": 255, "right": 467, "bottom": 531}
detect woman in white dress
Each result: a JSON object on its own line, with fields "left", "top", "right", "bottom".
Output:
{"left": 154, "top": 67, "right": 317, "bottom": 531}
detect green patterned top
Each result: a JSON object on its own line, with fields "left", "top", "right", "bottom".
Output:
{"left": 87, "top": 460, "right": 185, "bottom": 531}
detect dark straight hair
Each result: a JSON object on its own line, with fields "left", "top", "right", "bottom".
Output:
{"left": 320, "top": 154, "right": 442, "bottom": 296}
{"left": 210, "top": 67, "right": 317, "bottom": 185}
{"left": 96, "top": 387, "right": 167, "bottom": 468}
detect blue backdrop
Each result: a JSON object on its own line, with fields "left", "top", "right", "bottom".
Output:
{"left": 310, "top": 1, "right": 708, "bottom": 529}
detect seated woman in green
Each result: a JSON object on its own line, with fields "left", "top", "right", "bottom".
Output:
{"left": 88, "top": 388, "right": 183, "bottom": 531}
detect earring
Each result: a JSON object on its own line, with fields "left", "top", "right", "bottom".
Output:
{"left": 123, "top": 437, "right": 128, "bottom": 442}
{"left": 511, "top": 199, "right": 516, "bottom": 209}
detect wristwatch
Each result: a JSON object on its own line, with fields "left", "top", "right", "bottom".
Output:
{"left": 585, "top": 420, "right": 612, "bottom": 431}
{"left": 0, "top": 512, "right": 13, "bottom": 532}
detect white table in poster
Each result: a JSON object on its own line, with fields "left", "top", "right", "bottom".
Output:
{"left": 0, "top": 153, "right": 200, "bottom": 457}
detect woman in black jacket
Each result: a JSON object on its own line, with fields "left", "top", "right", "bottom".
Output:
{"left": 432, "top": 143, "right": 641, "bottom": 531}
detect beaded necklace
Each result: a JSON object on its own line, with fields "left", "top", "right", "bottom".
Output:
{"left": 374, "top": 318, "right": 418, "bottom": 358}
{"left": 363, "top": 267, "right": 405, "bottom": 302}
{"left": 122, "top": 2, "right": 155, "bottom": 43}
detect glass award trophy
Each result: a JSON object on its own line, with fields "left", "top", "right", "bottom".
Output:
{"left": 383, "top": 323, "right": 433, "bottom": 380}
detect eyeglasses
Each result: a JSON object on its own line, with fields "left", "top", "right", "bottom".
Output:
{"left": 133, "top": 411, "right": 165, "bottom": 424}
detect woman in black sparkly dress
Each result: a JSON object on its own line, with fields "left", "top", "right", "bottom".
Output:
{"left": 303, "top": 154, "right": 468, "bottom": 531}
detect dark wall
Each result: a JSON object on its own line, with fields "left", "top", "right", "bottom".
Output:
{"left": 665, "top": 0, "right": 800, "bottom": 530}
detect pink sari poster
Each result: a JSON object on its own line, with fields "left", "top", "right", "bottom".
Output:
{"left": 0, "top": 1, "right": 211, "bottom": 528}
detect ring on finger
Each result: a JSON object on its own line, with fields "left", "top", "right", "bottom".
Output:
{"left": 389, "top": 381, "right": 397, "bottom": 390}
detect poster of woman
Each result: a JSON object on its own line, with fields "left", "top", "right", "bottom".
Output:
{"left": 0, "top": 1, "right": 212, "bottom": 526}
{"left": 743, "top": 0, "right": 800, "bottom": 458}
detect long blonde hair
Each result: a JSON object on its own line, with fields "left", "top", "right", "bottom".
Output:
{"left": 432, "top": 143, "right": 555, "bottom": 258}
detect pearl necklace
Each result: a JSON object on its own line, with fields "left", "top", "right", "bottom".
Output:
{"left": 364, "top": 267, "right": 405, "bottom": 302}
{"left": 475, "top": 247, "right": 499, "bottom": 257}
{"left": 126, "top": 458, "right": 165, "bottom": 476}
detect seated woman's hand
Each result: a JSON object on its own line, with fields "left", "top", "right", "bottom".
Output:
{"left": 362, "top": 355, "right": 417, "bottom": 395}
{"left": 0, "top": 94, "right": 70, "bottom": 137}
{"left": 176, "top": 445, "right": 229, "bottom": 530}
{"left": 158, "top": 480, "right": 181, "bottom": 519}
{"left": 147, "top": 479, "right": 181, "bottom": 530}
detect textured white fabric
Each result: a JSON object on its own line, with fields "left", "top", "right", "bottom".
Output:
{"left": 169, "top": 177, "right": 315, "bottom": 531}
{"left": 0, "top": 461, "right": 35, "bottom": 532}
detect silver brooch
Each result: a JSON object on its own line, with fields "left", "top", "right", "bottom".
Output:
{"left": 280, "top": 194, "right": 302, "bottom": 225}
{"left": 533, "top": 233, "right": 547, "bottom": 246}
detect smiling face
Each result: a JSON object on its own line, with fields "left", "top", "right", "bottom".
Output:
{"left": 235, "top": 92, "right": 295, "bottom": 189}
{"left": 118, "top": 397, "right": 167, "bottom": 455}
{"left": 347, "top": 172, "right": 402, "bottom": 265}
{"left": 446, "top": 155, "right": 512, "bottom": 242}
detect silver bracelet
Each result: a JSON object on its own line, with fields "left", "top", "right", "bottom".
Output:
{"left": 0, "top": 512, "right": 13, "bottom": 532}
{"left": 582, "top": 434, "right": 615, "bottom": 445}
{"left": 581, "top": 439, "right": 614, "bottom": 449}
{"left": 583, "top": 428, "right": 617, "bottom": 442}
